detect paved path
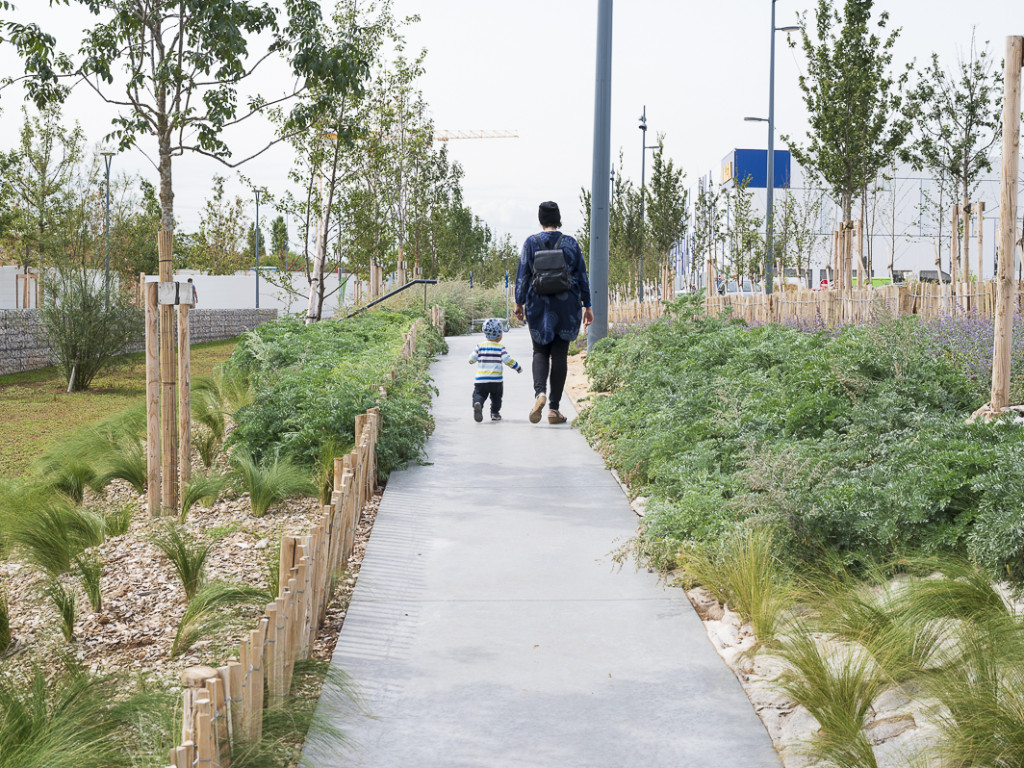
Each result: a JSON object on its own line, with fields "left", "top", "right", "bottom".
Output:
{"left": 304, "top": 328, "right": 780, "bottom": 768}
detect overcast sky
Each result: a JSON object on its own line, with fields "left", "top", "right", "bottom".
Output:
{"left": 0, "top": 0, "right": 1020, "bottom": 249}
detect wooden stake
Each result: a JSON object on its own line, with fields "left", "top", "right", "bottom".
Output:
{"left": 177, "top": 304, "right": 191, "bottom": 489}
{"left": 145, "top": 282, "right": 161, "bottom": 516}
{"left": 977, "top": 201, "right": 986, "bottom": 282}
{"left": 158, "top": 230, "right": 178, "bottom": 515}
{"left": 991, "top": 35, "right": 1022, "bottom": 411}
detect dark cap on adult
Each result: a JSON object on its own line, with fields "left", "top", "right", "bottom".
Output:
{"left": 538, "top": 201, "right": 561, "bottom": 228}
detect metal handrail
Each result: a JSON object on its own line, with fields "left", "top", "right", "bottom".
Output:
{"left": 345, "top": 279, "right": 439, "bottom": 318}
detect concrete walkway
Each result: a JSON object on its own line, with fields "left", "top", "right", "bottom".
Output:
{"left": 304, "top": 328, "right": 780, "bottom": 767}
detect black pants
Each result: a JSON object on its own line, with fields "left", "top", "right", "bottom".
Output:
{"left": 472, "top": 382, "right": 503, "bottom": 414}
{"left": 532, "top": 338, "right": 570, "bottom": 411}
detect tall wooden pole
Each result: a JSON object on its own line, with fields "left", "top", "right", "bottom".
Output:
{"left": 145, "top": 281, "right": 161, "bottom": 516}
{"left": 962, "top": 199, "right": 972, "bottom": 281}
{"left": 977, "top": 201, "right": 986, "bottom": 283}
{"left": 158, "top": 230, "right": 178, "bottom": 514}
{"left": 990, "top": 36, "right": 1022, "bottom": 412}
{"left": 951, "top": 204, "right": 960, "bottom": 284}
{"left": 855, "top": 220, "right": 866, "bottom": 287}
{"left": 178, "top": 304, "right": 191, "bottom": 488}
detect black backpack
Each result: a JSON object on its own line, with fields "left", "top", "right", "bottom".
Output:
{"left": 531, "top": 234, "right": 571, "bottom": 295}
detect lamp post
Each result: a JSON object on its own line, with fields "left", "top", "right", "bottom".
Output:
{"left": 747, "top": 4, "right": 799, "bottom": 295}
{"left": 588, "top": 0, "right": 612, "bottom": 351}
{"left": 101, "top": 151, "right": 114, "bottom": 306}
{"left": 637, "top": 106, "right": 659, "bottom": 302}
{"left": 254, "top": 189, "right": 261, "bottom": 308}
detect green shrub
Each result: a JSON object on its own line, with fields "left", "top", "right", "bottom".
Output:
{"left": 0, "top": 587, "right": 10, "bottom": 656}
{"left": 75, "top": 551, "right": 103, "bottom": 613}
{"left": 103, "top": 502, "right": 134, "bottom": 538}
{"left": 43, "top": 578, "right": 78, "bottom": 642}
{"left": 230, "top": 449, "right": 316, "bottom": 518}
{"left": 0, "top": 664, "right": 122, "bottom": 767}
{"left": 225, "top": 311, "right": 443, "bottom": 479}
{"left": 39, "top": 268, "right": 143, "bottom": 392}
{"left": 387, "top": 279, "right": 507, "bottom": 335}
{"left": 6, "top": 490, "right": 105, "bottom": 578}
{"left": 579, "top": 298, "right": 1024, "bottom": 576}
{"left": 171, "top": 581, "right": 269, "bottom": 657}
{"left": 149, "top": 523, "right": 219, "bottom": 600}
{"left": 677, "top": 526, "right": 796, "bottom": 646}
{"left": 180, "top": 472, "right": 228, "bottom": 521}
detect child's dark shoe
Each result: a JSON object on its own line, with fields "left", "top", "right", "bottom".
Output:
{"left": 473, "top": 402, "right": 483, "bottom": 422}
{"left": 491, "top": 412, "right": 502, "bottom": 422}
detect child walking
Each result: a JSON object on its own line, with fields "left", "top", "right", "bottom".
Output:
{"left": 468, "top": 318, "right": 522, "bottom": 422}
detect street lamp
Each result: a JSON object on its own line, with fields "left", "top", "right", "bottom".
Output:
{"left": 254, "top": 189, "right": 261, "bottom": 308}
{"left": 101, "top": 150, "right": 114, "bottom": 306}
{"left": 754, "top": 3, "right": 799, "bottom": 295}
{"left": 637, "top": 106, "right": 659, "bottom": 301}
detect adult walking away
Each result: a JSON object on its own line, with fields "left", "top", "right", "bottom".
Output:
{"left": 514, "top": 201, "right": 593, "bottom": 424}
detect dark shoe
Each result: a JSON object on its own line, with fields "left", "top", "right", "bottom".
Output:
{"left": 491, "top": 412, "right": 502, "bottom": 422}
{"left": 547, "top": 410, "right": 567, "bottom": 424}
{"left": 529, "top": 393, "right": 546, "bottom": 423}
{"left": 473, "top": 402, "right": 483, "bottom": 422}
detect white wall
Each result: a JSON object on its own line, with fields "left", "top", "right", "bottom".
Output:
{"left": 144, "top": 270, "right": 356, "bottom": 318}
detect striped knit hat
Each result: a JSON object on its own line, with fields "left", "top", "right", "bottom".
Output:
{"left": 483, "top": 318, "right": 504, "bottom": 340}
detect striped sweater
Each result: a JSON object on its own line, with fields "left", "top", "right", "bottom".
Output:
{"left": 468, "top": 340, "right": 522, "bottom": 382}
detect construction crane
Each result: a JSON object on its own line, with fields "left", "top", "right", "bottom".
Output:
{"left": 320, "top": 129, "right": 518, "bottom": 142}
{"left": 434, "top": 130, "right": 518, "bottom": 142}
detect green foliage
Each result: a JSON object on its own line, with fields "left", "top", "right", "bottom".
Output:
{"left": 226, "top": 310, "right": 440, "bottom": 477}
{"left": 5, "top": 488, "right": 105, "bottom": 577}
{"left": 0, "top": 586, "right": 10, "bottom": 656}
{"left": 148, "top": 523, "right": 219, "bottom": 601}
{"left": 102, "top": 502, "right": 134, "bottom": 538}
{"left": 39, "top": 268, "right": 142, "bottom": 392}
{"left": 677, "top": 526, "right": 795, "bottom": 646}
{"left": 35, "top": 405, "right": 147, "bottom": 495}
{"left": 75, "top": 550, "right": 103, "bottom": 612}
{"left": 43, "top": 578, "right": 77, "bottom": 642}
{"left": 389, "top": 279, "right": 506, "bottom": 335}
{"left": 580, "top": 297, "right": 1024, "bottom": 576}
{"left": 903, "top": 36, "right": 1002, "bottom": 206}
{"left": 180, "top": 472, "right": 229, "bottom": 521}
{"left": 171, "top": 581, "right": 269, "bottom": 658}
{"left": 777, "top": 625, "right": 885, "bottom": 768}
{"left": 230, "top": 449, "right": 316, "bottom": 518}
{"left": 0, "top": 663, "right": 141, "bottom": 768}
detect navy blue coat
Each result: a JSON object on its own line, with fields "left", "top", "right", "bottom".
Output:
{"left": 515, "top": 231, "right": 592, "bottom": 345}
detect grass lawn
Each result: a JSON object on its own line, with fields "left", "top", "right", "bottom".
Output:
{"left": 0, "top": 338, "right": 237, "bottom": 477}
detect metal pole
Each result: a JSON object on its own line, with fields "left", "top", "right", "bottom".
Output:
{"left": 588, "top": 0, "right": 613, "bottom": 351}
{"left": 639, "top": 106, "right": 647, "bottom": 302}
{"left": 255, "top": 189, "right": 261, "bottom": 308}
{"left": 765, "top": 0, "right": 777, "bottom": 295}
{"left": 103, "top": 152, "right": 113, "bottom": 307}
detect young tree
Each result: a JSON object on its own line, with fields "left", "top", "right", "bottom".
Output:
{"left": 725, "top": 176, "right": 763, "bottom": 286}
{"left": 1, "top": 0, "right": 371, "bottom": 244}
{"left": 787, "top": 0, "right": 911, "bottom": 225}
{"left": 270, "top": 215, "right": 289, "bottom": 268}
{"left": 0, "top": 104, "right": 85, "bottom": 271}
{"left": 188, "top": 176, "right": 249, "bottom": 275}
{"left": 904, "top": 35, "right": 1002, "bottom": 277}
{"left": 645, "top": 136, "right": 688, "bottom": 289}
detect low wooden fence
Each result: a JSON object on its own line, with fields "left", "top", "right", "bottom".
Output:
{"left": 609, "top": 281, "right": 1024, "bottom": 328}
{"left": 165, "top": 311, "right": 441, "bottom": 768}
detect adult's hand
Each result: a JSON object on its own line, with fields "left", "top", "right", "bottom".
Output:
{"left": 583, "top": 307, "right": 594, "bottom": 328}
{"left": 514, "top": 303, "right": 525, "bottom": 322}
